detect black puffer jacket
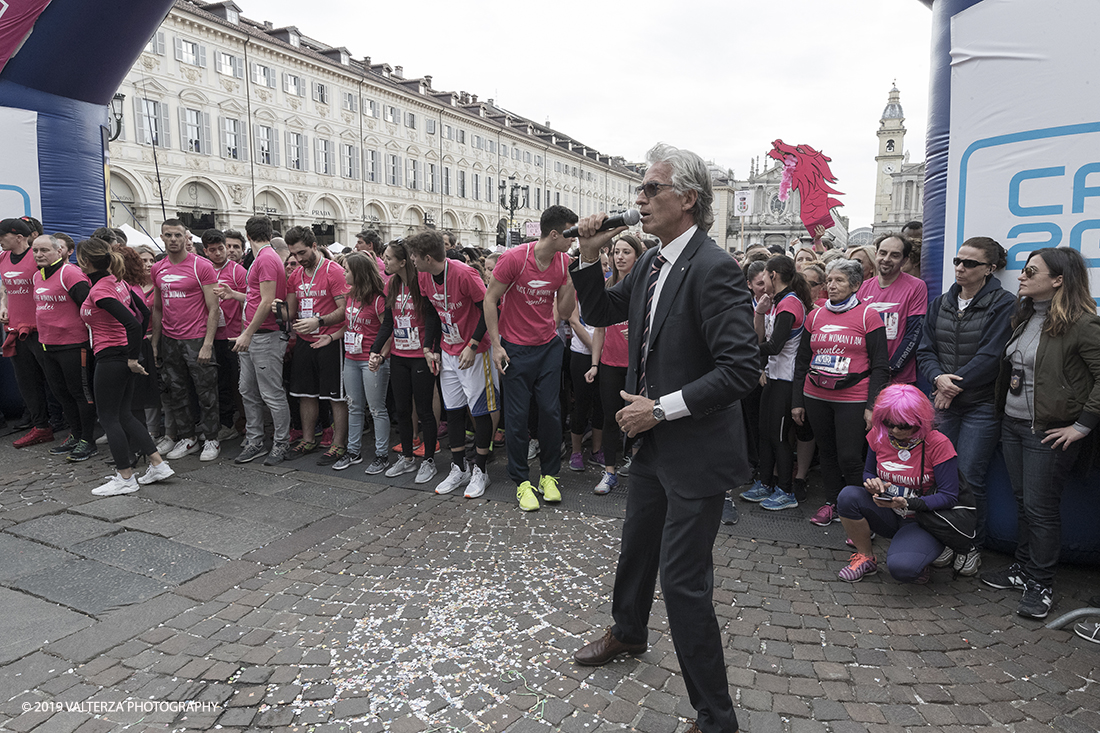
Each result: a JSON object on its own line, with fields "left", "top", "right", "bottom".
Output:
{"left": 916, "top": 276, "right": 1015, "bottom": 407}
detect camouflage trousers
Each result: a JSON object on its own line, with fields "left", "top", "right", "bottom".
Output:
{"left": 159, "top": 336, "right": 220, "bottom": 440}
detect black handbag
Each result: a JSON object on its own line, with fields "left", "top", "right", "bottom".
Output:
{"left": 912, "top": 442, "right": 977, "bottom": 553}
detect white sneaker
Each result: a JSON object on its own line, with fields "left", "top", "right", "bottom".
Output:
{"left": 435, "top": 463, "right": 470, "bottom": 494}
{"left": 95, "top": 434, "right": 109, "bottom": 446}
{"left": 384, "top": 455, "right": 417, "bottom": 477}
{"left": 200, "top": 440, "right": 221, "bottom": 462}
{"left": 155, "top": 436, "right": 176, "bottom": 455}
{"left": 137, "top": 460, "right": 175, "bottom": 485}
{"left": 217, "top": 425, "right": 242, "bottom": 442}
{"left": 414, "top": 457, "right": 438, "bottom": 485}
{"left": 91, "top": 472, "right": 139, "bottom": 496}
{"left": 166, "top": 437, "right": 200, "bottom": 460}
{"left": 528, "top": 439, "right": 539, "bottom": 461}
{"left": 465, "top": 466, "right": 489, "bottom": 498}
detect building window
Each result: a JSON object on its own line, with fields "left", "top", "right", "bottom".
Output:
{"left": 487, "top": 177, "right": 493, "bottom": 202}
{"left": 135, "top": 98, "right": 169, "bottom": 147}
{"left": 286, "top": 131, "right": 307, "bottom": 170}
{"left": 384, "top": 105, "right": 399, "bottom": 124}
{"left": 524, "top": 151, "right": 532, "bottom": 164}
{"left": 407, "top": 159, "right": 419, "bottom": 190}
{"left": 174, "top": 37, "right": 206, "bottom": 67}
{"left": 535, "top": 155, "right": 542, "bottom": 167}
{"left": 426, "top": 119, "right": 437, "bottom": 135}
{"left": 180, "top": 108, "right": 208, "bottom": 153}
{"left": 443, "top": 124, "right": 453, "bottom": 140}
{"left": 216, "top": 51, "right": 242, "bottom": 78}
{"left": 473, "top": 173, "right": 480, "bottom": 200}
{"left": 555, "top": 191, "right": 560, "bottom": 205}
{"left": 472, "top": 134, "right": 481, "bottom": 150}
{"left": 427, "top": 163, "right": 437, "bottom": 193}
{"left": 458, "top": 170, "right": 466, "bottom": 198}
{"left": 488, "top": 140, "right": 496, "bottom": 154}
{"left": 366, "top": 99, "right": 380, "bottom": 118}
{"left": 252, "top": 63, "right": 276, "bottom": 88}
{"left": 316, "top": 139, "right": 334, "bottom": 175}
{"left": 283, "top": 73, "right": 303, "bottom": 96}
{"left": 365, "top": 149, "right": 378, "bottom": 182}
{"left": 456, "top": 129, "right": 465, "bottom": 144}
{"left": 535, "top": 188, "right": 541, "bottom": 209}
{"left": 386, "top": 154, "right": 402, "bottom": 186}
{"left": 145, "top": 32, "right": 165, "bottom": 55}
{"left": 501, "top": 144, "right": 508, "bottom": 158}
{"left": 255, "top": 125, "right": 276, "bottom": 165}
{"left": 341, "top": 144, "right": 358, "bottom": 178}
{"left": 221, "top": 117, "right": 245, "bottom": 160}
{"left": 342, "top": 92, "right": 357, "bottom": 112}
{"left": 313, "top": 82, "right": 329, "bottom": 105}
{"left": 443, "top": 167, "right": 451, "bottom": 196}
{"left": 405, "top": 112, "right": 416, "bottom": 129}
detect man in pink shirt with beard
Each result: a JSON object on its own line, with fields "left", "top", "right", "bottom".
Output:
{"left": 857, "top": 233, "right": 927, "bottom": 384}
{"left": 151, "top": 220, "right": 222, "bottom": 462}
{"left": 202, "top": 229, "right": 247, "bottom": 441}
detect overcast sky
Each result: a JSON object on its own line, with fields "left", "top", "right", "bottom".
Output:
{"left": 252, "top": 0, "right": 933, "bottom": 230}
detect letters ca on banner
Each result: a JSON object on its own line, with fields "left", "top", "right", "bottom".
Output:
{"left": 944, "top": 0, "right": 1100, "bottom": 300}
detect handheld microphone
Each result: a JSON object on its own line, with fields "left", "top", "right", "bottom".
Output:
{"left": 562, "top": 209, "right": 641, "bottom": 239}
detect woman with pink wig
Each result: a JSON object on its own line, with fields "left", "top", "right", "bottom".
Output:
{"left": 836, "top": 384, "right": 960, "bottom": 584}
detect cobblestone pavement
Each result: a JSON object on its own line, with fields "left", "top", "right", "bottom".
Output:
{"left": 0, "top": 434, "right": 1098, "bottom": 733}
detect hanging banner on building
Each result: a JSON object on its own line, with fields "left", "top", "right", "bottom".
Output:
{"left": 0, "top": 106, "right": 41, "bottom": 218}
{"left": 0, "top": 0, "right": 52, "bottom": 73}
{"left": 734, "top": 190, "right": 753, "bottom": 218}
{"left": 944, "top": 0, "right": 1100, "bottom": 298}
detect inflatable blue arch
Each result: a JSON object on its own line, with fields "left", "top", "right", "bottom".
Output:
{"left": 924, "top": 0, "right": 1099, "bottom": 564}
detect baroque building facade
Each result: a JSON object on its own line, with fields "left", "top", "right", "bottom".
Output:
{"left": 109, "top": 0, "right": 641, "bottom": 248}
{"left": 871, "top": 84, "right": 925, "bottom": 236}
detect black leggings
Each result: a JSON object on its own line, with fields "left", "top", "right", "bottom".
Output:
{"left": 804, "top": 396, "right": 866, "bottom": 504}
{"left": 42, "top": 346, "right": 96, "bottom": 443}
{"left": 390, "top": 354, "right": 437, "bottom": 460}
{"left": 758, "top": 378, "right": 794, "bottom": 492}
{"left": 569, "top": 350, "right": 603, "bottom": 436}
{"left": 598, "top": 363, "right": 627, "bottom": 468}
{"left": 95, "top": 354, "right": 158, "bottom": 468}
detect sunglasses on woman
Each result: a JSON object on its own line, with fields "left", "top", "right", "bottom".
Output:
{"left": 1021, "top": 265, "right": 1047, "bottom": 279}
{"left": 883, "top": 420, "right": 916, "bottom": 431}
{"left": 952, "top": 257, "right": 990, "bottom": 269}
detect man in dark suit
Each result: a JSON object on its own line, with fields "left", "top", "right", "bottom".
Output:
{"left": 571, "top": 143, "right": 758, "bottom": 733}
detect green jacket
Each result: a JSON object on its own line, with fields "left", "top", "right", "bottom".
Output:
{"left": 996, "top": 312, "right": 1100, "bottom": 431}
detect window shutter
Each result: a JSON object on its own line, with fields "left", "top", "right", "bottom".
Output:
{"left": 134, "top": 98, "right": 148, "bottom": 145}
{"left": 314, "top": 138, "right": 321, "bottom": 172}
{"left": 282, "top": 73, "right": 290, "bottom": 93}
{"left": 174, "top": 36, "right": 183, "bottom": 61}
{"left": 270, "top": 128, "right": 279, "bottom": 166}
{"left": 285, "top": 131, "right": 292, "bottom": 168}
{"left": 351, "top": 147, "right": 359, "bottom": 180}
{"left": 396, "top": 156, "right": 403, "bottom": 187}
{"left": 301, "top": 135, "right": 309, "bottom": 171}
{"left": 157, "top": 102, "right": 170, "bottom": 148}
{"left": 233, "top": 56, "right": 243, "bottom": 78}
{"left": 219, "top": 116, "right": 227, "bottom": 158}
{"left": 238, "top": 121, "right": 249, "bottom": 162}
{"left": 268, "top": 69, "right": 276, "bottom": 89}
{"left": 202, "top": 113, "right": 212, "bottom": 155}
{"left": 178, "top": 107, "right": 188, "bottom": 151}
{"left": 311, "top": 82, "right": 318, "bottom": 101}
{"left": 154, "top": 31, "right": 165, "bottom": 55}
{"left": 197, "top": 45, "right": 207, "bottom": 68}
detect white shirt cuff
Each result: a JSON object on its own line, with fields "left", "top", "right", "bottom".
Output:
{"left": 577, "top": 258, "right": 598, "bottom": 270}
{"left": 660, "top": 390, "right": 690, "bottom": 421}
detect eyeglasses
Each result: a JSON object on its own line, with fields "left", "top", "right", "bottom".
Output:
{"left": 634, "top": 182, "right": 675, "bottom": 199}
{"left": 883, "top": 420, "right": 916, "bottom": 431}
{"left": 953, "top": 257, "right": 990, "bottom": 269}
{"left": 1022, "top": 265, "right": 1047, "bottom": 279}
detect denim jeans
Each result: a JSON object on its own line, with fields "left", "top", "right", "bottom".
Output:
{"left": 239, "top": 331, "right": 290, "bottom": 449}
{"left": 1001, "top": 416, "right": 1083, "bottom": 587}
{"left": 936, "top": 401, "right": 1000, "bottom": 547}
{"left": 344, "top": 358, "right": 390, "bottom": 458}
{"left": 838, "top": 485, "right": 943, "bottom": 583}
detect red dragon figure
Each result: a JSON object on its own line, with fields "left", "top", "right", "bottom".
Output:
{"left": 767, "top": 140, "right": 845, "bottom": 236}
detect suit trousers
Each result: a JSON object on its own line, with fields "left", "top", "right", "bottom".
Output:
{"left": 611, "top": 443, "right": 738, "bottom": 733}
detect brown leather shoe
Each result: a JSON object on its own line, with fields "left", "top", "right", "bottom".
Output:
{"left": 573, "top": 627, "right": 646, "bottom": 666}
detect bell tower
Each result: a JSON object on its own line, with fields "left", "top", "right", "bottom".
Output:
{"left": 874, "top": 84, "right": 906, "bottom": 225}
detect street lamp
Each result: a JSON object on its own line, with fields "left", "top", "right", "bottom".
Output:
{"left": 108, "top": 92, "right": 126, "bottom": 142}
{"left": 498, "top": 175, "right": 528, "bottom": 247}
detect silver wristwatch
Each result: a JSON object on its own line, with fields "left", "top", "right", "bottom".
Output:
{"left": 652, "top": 400, "right": 665, "bottom": 422}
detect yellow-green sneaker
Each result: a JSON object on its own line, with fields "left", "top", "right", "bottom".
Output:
{"left": 538, "top": 475, "right": 561, "bottom": 503}
{"left": 517, "top": 481, "right": 540, "bottom": 511}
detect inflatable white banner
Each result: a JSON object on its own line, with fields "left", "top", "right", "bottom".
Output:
{"left": 944, "top": 0, "right": 1100, "bottom": 299}
{"left": 0, "top": 106, "right": 40, "bottom": 219}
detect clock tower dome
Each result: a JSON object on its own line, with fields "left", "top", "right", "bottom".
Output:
{"left": 874, "top": 84, "right": 906, "bottom": 225}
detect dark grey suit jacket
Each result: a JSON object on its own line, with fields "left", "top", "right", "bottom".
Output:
{"left": 571, "top": 227, "right": 759, "bottom": 498}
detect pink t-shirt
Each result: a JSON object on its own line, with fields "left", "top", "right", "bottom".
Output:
{"left": 601, "top": 322, "right": 629, "bottom": 368}
{"left": 376, "top": 255, "right": 391, "bottom": 283}
{"left": 857, "top": 272, "right": 928, "bottom": 384}
{"left": 802, "top": 303, "right": 884, "bottom": 404}
{"left": 80, "top": 276, "right": 134, "bottom": 354}
{"left": 152, "top": 252, "right": 217, "bottom": 340}
{"left": 764, "top": 292, "right": 807, "bottom": 382}
{"left": 34, "top": 263, "right": 90, "bottom": 346}
{"left": 0, "top": 247, "right": 38, "bottom": 330}
{"left": 868, "top": 429, "right": 956, "bottom": 497}
{"left": 288, "top": 258, "right": 348, "bottom": 343}
{"left": 138, "top": 285, "right": 155, "bottom": 334}
{"left": 387, "top": 278, "right": 427, "bottom": 359}
{"left": 418, "top": 260, "right": 489, "bottom": 356}
{"left": 245, "top": 245, "right": 288, "bottom": 332}
{"left": 343, "top": 293, "right": 386, "bottom": 362}
{"left": 492, "top": 243, "right": 569, "bottom": 346}
{"left": 213, "top": 260, "right": 247, "bottom": 340}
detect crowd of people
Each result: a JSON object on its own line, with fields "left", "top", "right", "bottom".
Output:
{"left": 1, "top": 175, "right": 1098, "bottom": 629}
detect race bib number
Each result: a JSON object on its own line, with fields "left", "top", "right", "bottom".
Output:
{"left": 394, "top": 316, "right": 420, "bottom": 350}
{"left": 440, "top": 312, "right": 462, "bottom": 346}
{"left": 883, "top": 312, "right": 899, "bottom": 340}
{"left": 810, "top": 353, "right": 851, "bottom": 375}
{"left": 217, "top": 304, "right": 227, "bottom": 328}
{"left": 344, "top": 331, "right": 363, "bottom": 354}
{"left": 299, "top": 298, "right": 315, "bottom": 319}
